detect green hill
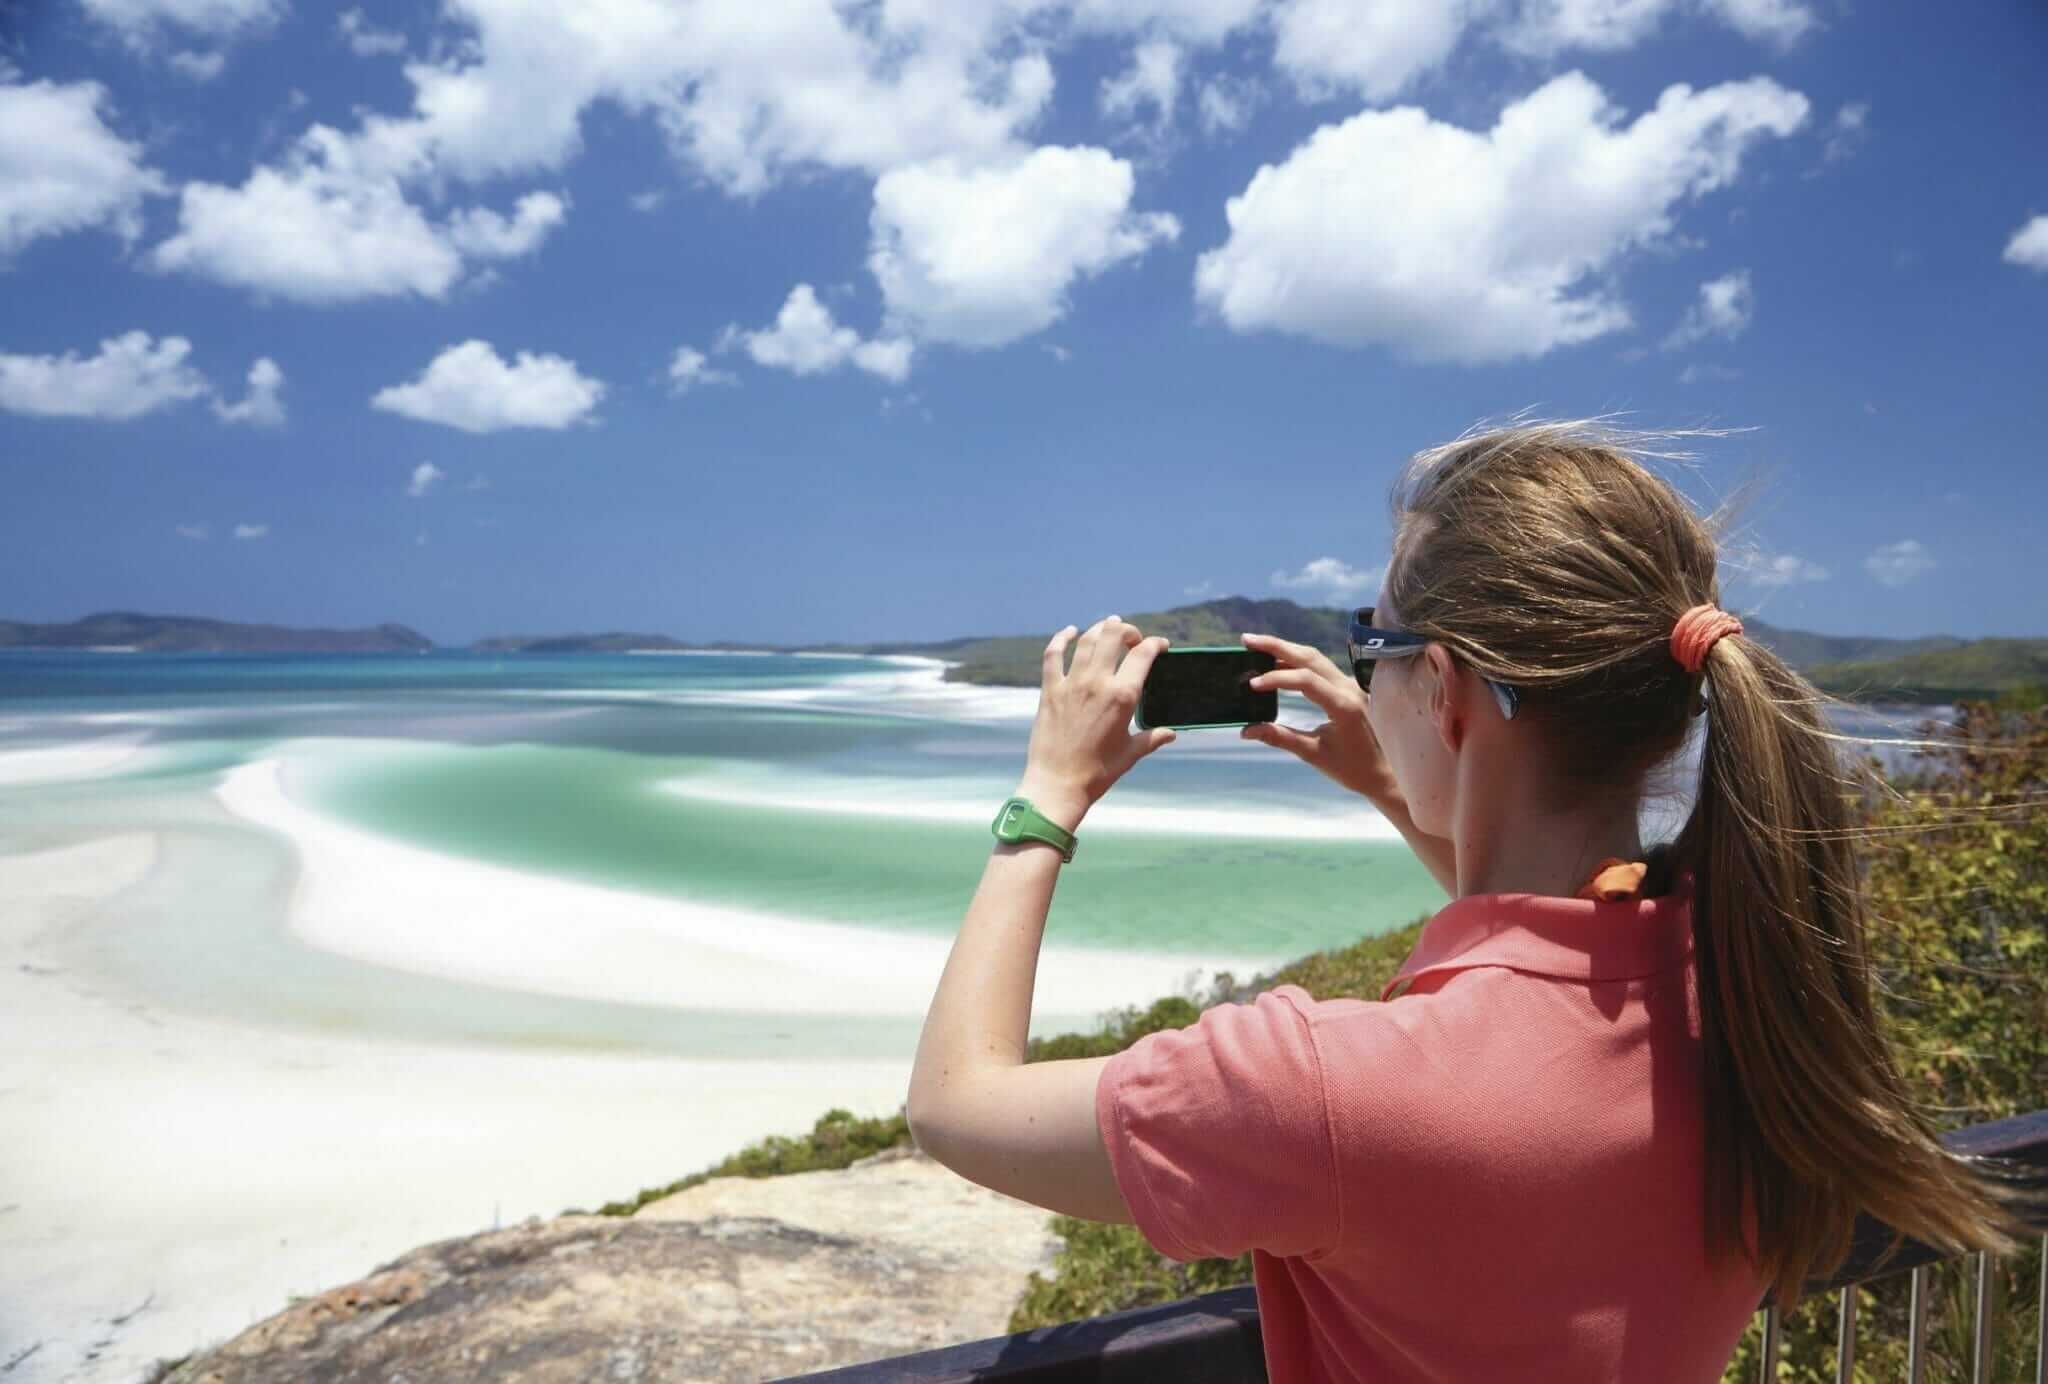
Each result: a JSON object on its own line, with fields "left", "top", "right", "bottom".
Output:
{"left": 852, "top": 597, "right": 2037, "bottom": 707}
{"left": 0, "top": 611, "right": 434, "bottom": 654}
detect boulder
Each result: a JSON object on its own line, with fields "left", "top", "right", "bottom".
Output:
{"left": 153, "top": 1147, "right": 1063, "bottom": 1382}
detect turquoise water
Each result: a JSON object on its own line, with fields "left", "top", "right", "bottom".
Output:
{"left": 0, "top": 649, "right": 1442, "bottom": 1055}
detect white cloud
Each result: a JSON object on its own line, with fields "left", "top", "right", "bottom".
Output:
{"left": 0, "top": 331, "right": 209, "bottom": 420}
{"left": 1270, "top": 0, "right": 1472, "bottom": 101}
{"left": 408, "top": 462, "right": 446, "bottom": 497}
{"left": 2003, "top": 215, "right": 2048, "bottom": 273}
{"left": 668, "top": 346, "right": 738, "bottom": 393}
{"left": 1664, "top": 269, "right": 1754, "bottom": 349}
{"left": 1500, "top": 0, "right": 1673, "bottom": 56}
{"left": 336, "top": 8, "right": 407, "bottom": 57}
{"left": 869, "top": 147, "right": 1179, "bottom": 348}
{"left": 1183, "top": 578, "right": 1214, "bottom": 598}
{"left": 1271, "top": 556, "right": 1385, "bottom": 602}
{"left": 1194, "top": 73, "right": 1808, "bottom": 363}
{"left": 233, "top": 522, "right": 269, "bottom": 540}
{"left": 1677, "top": 362, "right": 1742, "bottom": 384}
{"left": 1822, "top": 100, "right": 1869, "bottom": 163}
{"left": 1196, "top": 76, "right": 1261, "bottom": 135}
{"left": 212, "top": 356, "right": 285, "bottom": 426}
{"left": 168, "top": 50, "right": 226, "bottom": 81}
{"left": 628, "top": 189, "right": 665, "bottom": 213}
{"left": 148, "top": 126, "right": 567, "bottom": 303}
{"left": 1727, "top": 547, "right": 1829, "bottom": 587}
{"left": 443, "top": 192, "right": 567, "bottom": 258}
{"left": 729, "top": 285, "right": 913, "bottom": 383}
{"left": 79, "top": 0, "right": 283, "bottom": 47}
{"left": 371, "top": 340, "right": 606, "bottom": 432}
{"left": 1864, "top": 539, "right": 1935, "bottom": 589}
{"left": 0, "top": 78, "right": 167, "bottom": 258}
{"left": 1702, "top": 0, "right": 1816, "bottom": 48}
{"left": 1101, "top": 39, "right": 1183, "bottom": 131}
{"left": 175, "top": 523, "right": 210, "bottom": 540}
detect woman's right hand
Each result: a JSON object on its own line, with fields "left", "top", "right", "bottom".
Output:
{"left": 1237, "top": 631, "right": 1393, "bottom": 802}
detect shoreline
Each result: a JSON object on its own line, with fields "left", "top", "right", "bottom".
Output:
{"left": 213, "top": 750, "right": 1277, "bottom": 1021}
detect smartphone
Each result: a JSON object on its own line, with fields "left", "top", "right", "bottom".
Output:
{"left": 1135, "top": 646, "right": 1279, "bottom": 730}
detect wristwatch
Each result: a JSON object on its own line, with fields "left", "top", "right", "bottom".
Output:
{"left": 990, "top": 795, "right": 1078, "bottom": 863}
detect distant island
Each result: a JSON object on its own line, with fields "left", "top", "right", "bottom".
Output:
{"left": 6, "top": 601, "right": 2044, "bottom": 706}
{"left": 0, "top": 611, "right": 433, "bottom": 655}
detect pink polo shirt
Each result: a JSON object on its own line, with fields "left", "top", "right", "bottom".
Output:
{"left": 1094, "top": 872, "right": 1770, "bottom": 1382}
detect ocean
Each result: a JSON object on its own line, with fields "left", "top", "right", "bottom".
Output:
{"left": 0, "top": 648, "right": 1455, "bottom": 1060}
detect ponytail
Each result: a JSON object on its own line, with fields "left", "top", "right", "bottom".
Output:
{"left": 1676, "top": 633, "right": 2040, "bottom": 1307}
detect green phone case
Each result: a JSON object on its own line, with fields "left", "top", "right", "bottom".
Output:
{"left": 1134, "top": 645, "right": 1278, "bottom": 731}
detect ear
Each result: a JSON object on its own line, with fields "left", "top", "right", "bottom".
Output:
{"left": 1424, "top": 644, "right": 1465, "bottom": 754}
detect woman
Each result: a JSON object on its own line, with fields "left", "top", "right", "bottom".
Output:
{"left": 904, "top": 419, "right": 2036, "bottom": 1381}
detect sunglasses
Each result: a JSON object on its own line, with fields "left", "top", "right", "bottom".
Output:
{"left": 1349, "top": 607, "right": 1521, "bottom": 721}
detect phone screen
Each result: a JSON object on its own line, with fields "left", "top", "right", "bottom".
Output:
{"left": 1137, "top": 647, "right": 1279, "bottom": 729}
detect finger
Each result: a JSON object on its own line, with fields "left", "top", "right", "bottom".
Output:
{"left": 1087, "top": 615, "right": 1135, "bottom": 673}
{"left": 1241, "top": 630, "right": 1348, "bottom": 682}
{"left": 1113, "top": 633, "right": 1170, "bottom": 699}
{"left": 1075, "top": 615, "right": 1116, "bottom": 671}
{"left": 1136, "top": 726, "right": 1176, "bottom": 758}
{"left": 1249, "top": 665, "right": 1353, "bottom": 719}
{"left": 1042, "top": 625, "right": 1078, "bottom": 689}
{"left": 1241, "top": 720, "right": 1325, "bottom": 760}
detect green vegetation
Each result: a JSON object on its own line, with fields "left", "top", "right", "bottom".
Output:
{"left": 1808, "top": 640, "right": 2048, "bottom": 706}
{"left": 568, "top": 1107, "right": 913, "bottom": 1218}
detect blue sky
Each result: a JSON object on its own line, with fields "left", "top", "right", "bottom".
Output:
{"left": 2, "top": 0, "right": 2043, "bottom": 647}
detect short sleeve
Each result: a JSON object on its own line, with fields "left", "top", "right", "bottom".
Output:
{"left": 1094, "top": 983, "right": 1339, "bottom": 1262}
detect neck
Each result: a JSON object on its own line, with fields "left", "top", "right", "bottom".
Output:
{"left": 1449, "top": 741, "right": 1645, "bottom": 900}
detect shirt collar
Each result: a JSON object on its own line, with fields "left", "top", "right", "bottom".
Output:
{"left": 1380, "top": 871, "right": 1696, "bottom": 1002}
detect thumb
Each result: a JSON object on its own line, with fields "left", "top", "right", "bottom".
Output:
{"left": 1140, "top": 727, "right": 1177, "bottom": 756}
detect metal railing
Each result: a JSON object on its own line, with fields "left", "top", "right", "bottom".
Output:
{"left": 783, "top": 1107, "right": 2048, "bottom": 1384}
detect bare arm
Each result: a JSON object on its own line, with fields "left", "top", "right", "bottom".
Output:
{"left": 907, "top": 617, "right": 1179, "bottom": 1223}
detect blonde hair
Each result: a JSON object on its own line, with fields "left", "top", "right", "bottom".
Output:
{"left": 1382, "top": 416, "right": 2042, "bottom": 1309}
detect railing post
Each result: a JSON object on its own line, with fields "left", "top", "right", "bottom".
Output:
{"left": 1908, "top": 1262, "right": 1934, "bottom": 1384}
{"left": 1758, "top": 1305, "right": 1780, "bottom": 1382}
{"left": 1972, "top": 1250, "right": 1997, "bottom": 1384}
{"left": 1834, "top": 1284, "right": 1856, "bottom": 1383}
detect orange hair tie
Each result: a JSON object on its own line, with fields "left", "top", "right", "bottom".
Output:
{"left": 1671, "top": 603, "right": 1743, "bottom": 675}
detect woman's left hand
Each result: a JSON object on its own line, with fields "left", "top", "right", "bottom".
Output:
{"left": 1015, "top": 616, "right": 1177, "bottom": 831}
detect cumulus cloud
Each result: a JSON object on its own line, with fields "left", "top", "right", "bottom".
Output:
{"left": 1664, "top": 269, "right": 1754, "bottom": 350}
{"left": 2004, "top": 215, "right": 2048, "bottom": 273}
{"left": 1193, "top": 73, "right": 1808, "bottom": 363}
{"left": 0, "top": 331, "right": 210, "bottom": 420}
{"left": 1196, "top": 76, "right": 1262, "bottom": 135}
{"left": 869, "top": 147, "right": 1179, "bottom": 348}
{"left": 1726, "top": 546, "right": 1829, "bottom": 587}
{"left": 1865, "top": 539, "right": 1935, "bottom": 589}
{"left": 443, "top": 192, "right": 567, "bottom": 258}
{"left": 1270, "top": 0, "right": 1472, "bottom": 101}
{"left": 79, "top": 0, "right": 284, "bottom": 48}
{"left": 371, "top": 340, "right": 606, "bottom": 432}
{"left": 1822, "top": 100, "right": 1870, "bottom": 163}
{"left": 1702, "top": 0, "right": 1817, "bottom": 48}
{"left": 147, "top": 127, "right": 568, "bottom": 303}
{"left": 212, "top": 356, "right": 285, "bottom": 426}
{"left": 668, "top": 346, "right": 737, "bottom": 393}
{"left": 336, "top": 8, "right": 407, "bottom": 57}
{"left": 727, "top": 285, "right": 912, "bottom": 383}
{"left": 233, "top": 522, "right": 269, "bottom": 539}
{"left": 408, "top": 461, "right": 445, "bottom": 497}
{"left": 1271, "top": 556, "right": 1385, "bottom": 603}
{"left": 1101, "top": 39, "right": 1183, "bottom": 132}
{"left": 167, "top": 50, "right": 226, "bottom": 81}
{"left": 0, "top": 78, "right": 167, "bottom": 259}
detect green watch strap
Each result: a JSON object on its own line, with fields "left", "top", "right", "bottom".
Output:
{"left": 991, "top": 796, "right": 1077, "bottom": 863}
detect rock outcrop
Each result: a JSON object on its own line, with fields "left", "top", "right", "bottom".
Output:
{"left": 152, "top": 1147, "right": 1063, "bottom": 1383}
